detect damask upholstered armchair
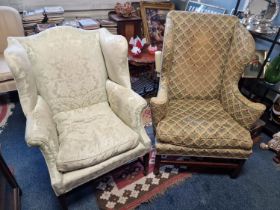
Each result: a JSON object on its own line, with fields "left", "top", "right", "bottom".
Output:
{"left": 4, "top": 27, "right": 151, "bottom": 208}
{"left": 151, "top": 11, "right": 266, "bottom": 178}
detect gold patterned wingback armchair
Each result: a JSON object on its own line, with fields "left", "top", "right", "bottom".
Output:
{"left": 4, "top": 26, "right": 151, "bottom": 208}
{"left": 151, "top": 11, "right": 266, "bottom": 178}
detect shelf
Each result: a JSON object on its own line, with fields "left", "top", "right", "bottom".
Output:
{"left": 261, "top": 111, "right": 280, "bottom": 136}
{"left": 251, "top": 31, "right": 280, "bottom": 45}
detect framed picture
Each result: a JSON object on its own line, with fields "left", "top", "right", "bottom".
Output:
{"left": 140, "top": 1, "right": 174, "bottom": 50}
{"left": 243, "top": 50, "right": 268, "bottom": 78}
{"left": 131, "top": 2, "right": 141, "bottom": 17}
{"left": 186, "top": 1, "right": 226, "bottom": 14}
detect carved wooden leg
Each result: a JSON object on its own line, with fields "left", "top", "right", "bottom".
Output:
{"left": 58, "top": 194, "right": 68, "bottom": 210}
{"left": 154, "top": 155, "right": 161, "bottom": 175}
{"left": 273, "top": 152, "right": 280, "bottom": 164}
{"left": 143, "top": 153, "right": 150, "bottom": 176}
{"left": 230, "top": 160, "right": 245, "bottom": 179}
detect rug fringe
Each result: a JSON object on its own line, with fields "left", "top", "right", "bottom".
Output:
{"left": 141, "top": 173, "right": 192, "bottom": 204}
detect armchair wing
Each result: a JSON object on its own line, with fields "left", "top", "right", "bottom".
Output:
{"left": 4, "top": 38, "right": 37, "bottom": 115}
{"left": 99, "top": 28, "right": 131, "bottom": 88}
{"left": 150, "top": 15, "right": 174, "bottom": 128}
{"left": 221, "top": 23, "right": 266, "bottom": 130}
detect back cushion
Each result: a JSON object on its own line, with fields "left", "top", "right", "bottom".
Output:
{"left": 167, "top": 11, "right": 238, "bottom": 100}
{"left": 20, "top": 27, "right": 108, "bottom": 114}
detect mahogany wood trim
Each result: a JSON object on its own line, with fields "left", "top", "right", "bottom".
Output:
{"left": 143, "top": 153, "right": 150, "bottom": 176}
{"left": 153, "top": 155, "right": 246, "bottom": 178}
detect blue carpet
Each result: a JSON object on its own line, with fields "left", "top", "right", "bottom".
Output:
{"left": 1, "top": 101, "right": 280, "bottom": 210}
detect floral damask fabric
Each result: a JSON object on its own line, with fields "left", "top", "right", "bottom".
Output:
{"left": 4, "top": 27, "right": 151, "bottom": 195}
{"left": 54, "top": 102, "right": 140, "bottom": 172}
{"left": 151, "top": 11, "right": 265, "bottom": 159}
{"left": 4, "top": 38, "right": 38, "bottom": 115}
{"left": 106, "top": 80, "right": 151, "bottom": 149}
{"left": 18, "top": 27, "right": 108, "bottom": 115}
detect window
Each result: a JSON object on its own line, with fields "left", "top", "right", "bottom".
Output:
{"left": 0, "top": 0, "right": 130, "bottom": 11}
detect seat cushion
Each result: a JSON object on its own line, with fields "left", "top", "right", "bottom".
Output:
{"left": 54, "top": 102, "right": 139, "bottom": 172}
{"left": 157, "top": 99, "right": 252, "bottom": 152}
{"left": 0, "top": 54, "right": 13, "bottom": 81}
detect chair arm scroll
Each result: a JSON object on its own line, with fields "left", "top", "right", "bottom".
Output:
{"left": 106, "top": 80, "right": 151, "bottom": 148}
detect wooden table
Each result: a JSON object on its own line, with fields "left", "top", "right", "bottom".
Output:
{"left": 128, "top": 46, "right": 158, "bottom": 96}
{"left": 128, "top": 46, "right": 155, "bottom": 66}
{"left": 109, "top": 11, "right": 142, "bottom": 41}
{"left": 273, "top": 151, "right": 280, "bottom": 163}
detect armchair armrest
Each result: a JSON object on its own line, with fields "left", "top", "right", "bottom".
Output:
{"left": 25, "top": 96, "right": 62, "bottom": 191}
{"left": 222, "top": 82, "right": 266, "bottom": 130}
{"left": 150, "top": 81, "right": 169, "bottom": 128}
{"left": 106, "top": 80, "right": 151, "bottom": 148}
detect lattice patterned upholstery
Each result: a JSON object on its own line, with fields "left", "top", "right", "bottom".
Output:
{"left": 157, "top": 100, "right": 252, "bottom": 157}
{"left": 168, "top": 12, "right": 236, "bottom": 100}
{"left": 151, "top": 11, "right": 266, "bottom": 159}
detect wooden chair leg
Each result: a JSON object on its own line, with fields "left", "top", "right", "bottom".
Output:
{"left": 154, "top": 155, "right": 161, "bottom": 175}
{"left": 143, "top": 153, "right": 150, "bottom": 176}
{"left": 273, "top": 152, "right": 280, "bottom": 164}
{"left": 230, "top": 160, "right": 245, "bottom": 179}
{"left": 58, "top": 194, "right": 68, "bottom": 210}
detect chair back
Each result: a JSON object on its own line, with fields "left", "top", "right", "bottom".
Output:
{"left": 162, "top": 11, "right": 239, "bottom": 100}
{"left": 8, "top": 27, "right": 108, "bottom": 115}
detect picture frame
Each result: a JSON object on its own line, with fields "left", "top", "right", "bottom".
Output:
{"left": 243, "top": 50, "right": 268, "bottom": 78}
{"left": 131, "top": 2, "right": 141, "bottom": 17}
{"left": 140, "top": 1, "right": 174, "bottom": 50}
{"left": 186, "top": 1, "right": 226, "bottom": 14}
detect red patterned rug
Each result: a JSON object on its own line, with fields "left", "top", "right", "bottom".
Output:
{"left": 94, "top": 106, "right": 192, "bottom": 210}
{"left": 94, "top": 149, "right": 191, "bottom": 210}
{"left": 141, "top": 105, "right": 152, "bottom": 127}
{"left": 0, "top": 98, "right": 14, "bottom": 134}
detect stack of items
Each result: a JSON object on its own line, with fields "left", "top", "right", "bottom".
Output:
{"left": 36, "top": 23, "right": 56, "bottom": 33}
{"left": 62, "top": 19, "right": 79, "bottom": 28}
{"left": 98, "top": 19, "right": 117, "bottom": 34}
{"left": 78, "top": 18, "right": 100, "bottom": 30}
{"left": 22, "top": 8, "right": 45, "bottom": 35}
{"left": 44, "top": 6, "right": 64, "bottom": 24}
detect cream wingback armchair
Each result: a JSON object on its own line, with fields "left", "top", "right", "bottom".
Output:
{"left": 4, "top": 27, "right": 151, "bottom": 208}
{"left": 151, "top": 11, "right": 266, "bottom": 178}
{"left": 0, "top": 6, "right": 24, "bottom": 93}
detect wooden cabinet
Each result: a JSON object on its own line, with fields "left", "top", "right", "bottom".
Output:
{"left": 108, "top": 11, "right": 142, "bottom": 41}
{"left": 0, "top": 148, "right": 21, "bottom": 210}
